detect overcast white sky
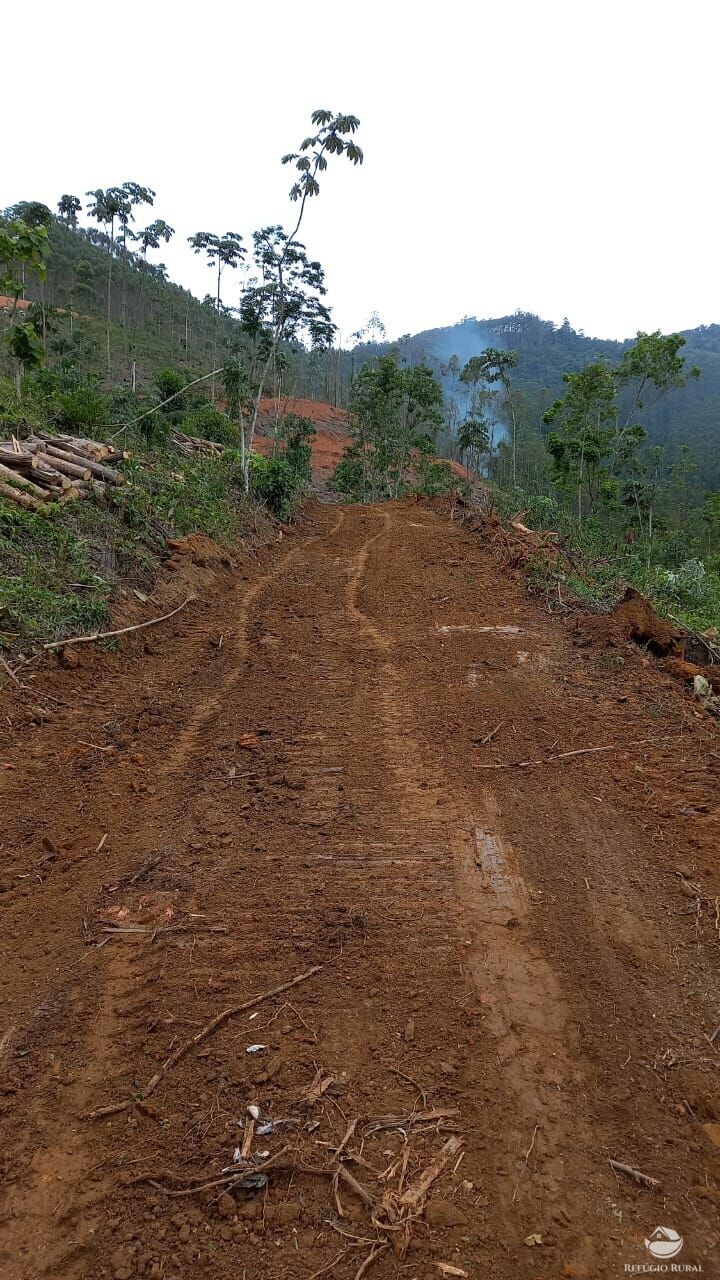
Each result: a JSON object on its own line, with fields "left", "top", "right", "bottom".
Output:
{"left": 4, "top": 0, "right": 718, "bottom": 343}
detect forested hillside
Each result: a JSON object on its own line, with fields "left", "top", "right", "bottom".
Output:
{"left": 353, "top": 313, "right": 720, "bottom": 491}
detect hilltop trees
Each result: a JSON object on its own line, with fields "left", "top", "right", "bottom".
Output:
{"left": 188, "top": 231, "right": 245, "bottom": 400}
{"left": 137, "top": 220, "right": 175, "bottom": 258}
{"left": 188, "top": 231, "right": 245, "bottom": 314}
{"left": 86, "top": 183, "right": 155, "bottom": 370}
{"left": 57, "top": 194, "right": 81, "bottom": 226}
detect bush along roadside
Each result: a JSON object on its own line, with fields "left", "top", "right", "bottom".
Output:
{"left": 0, "top": 377, "right": 313, "bottom": 655}
{"left": 487, "top": 482, "right": 720, "bottom": 636}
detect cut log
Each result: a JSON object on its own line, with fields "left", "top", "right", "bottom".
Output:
{"left": 0, "top": 464, "right": 51, "bottom": 500}
{"left": 38, "top": 442, "right": 123, "bottom": 485}
{"left": 0, "top": 448, "right": 34, "bottom": 469}
{"left": 31, "top": 448, "right": 91, "bottom": 482}
{"left": 0, "top": 481, "right": 44, "bottom": 511}
{"left": 37, "top": 431, "right": 109, "bottom": 459}
{"left": 30, "top": 462, "right": 72, "bottom": 490}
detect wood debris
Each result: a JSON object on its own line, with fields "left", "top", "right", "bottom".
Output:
{"left": 0, "top": 432, "right": 127, "bottom": 509}
{"left": 170, "top": 429, "right": 224, "bottom": 458}
{"left": 609, "top": 1158, "right": 660, "bottom": 1190}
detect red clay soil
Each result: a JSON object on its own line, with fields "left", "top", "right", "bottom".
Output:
{"left": 0, "top": 297, "right": 32, "bottom": 313}
{"left": 253, "top": 399, "right": 475, "bottom": 486}
{"left": 253, "top": 398, "right": 351, "bottom": 483}
{"left": 2, "top": 500, "right": 720, "bottom": 1280}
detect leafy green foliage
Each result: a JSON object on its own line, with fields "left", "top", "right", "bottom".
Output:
{"left": 5, "top": 322, "right": 44, "bottom": 371}
{"left": 181, "top": 403, "right": 239, "bottom": 446}
{"left": 248, "top": 454, "right": 301, "bottom": 520}
{"left": 343, "top": 356, "right": 444, "bottom": 499}
{"left": 282, "top": 111, "right": 363, "bottom": 204}
{"left": 331, "top": 444, "right": 365, "bottom": 498}
{"left": 415, "top": 457, "right": 458, "bottom": 497}
{"left": 275, "top": 414, "right": 315, "bottom": 482}
{"left": 32, "top": 366, "right": 111, "bottom": 432}
{"left": 0, "top": 503, "right": 109, "bottom": 644}
{"left": 0, "top": 217, "right": 50, "bottom": 300}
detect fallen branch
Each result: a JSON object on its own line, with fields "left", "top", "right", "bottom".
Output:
{"left": 0, "top": 655, "right": 21, "bottom": 686}
{"left": 334, "top": 1118, "right": 358, "bottom": 1160}
{"left": 511, "top": 1122, "right": 538, "bottom": 1204}
{"left": 399, "top": 1135, "right": 463, "bottom": 1211}
{"left": 354, "top": 1243, "right": 388, "bottom": 1280}
{"left": 387, "top": 1065, "right": 428, "bottom": 1108}
{"left": 144, "top": 1147, "right": 292, "bottom": 1197}
{"left": 364, "top": 1108, "right": 459, "bottom": 1136}
{"left": 82, "top": 963, "right": 323, "bottom": 1119}
{"left": 475, "top": 735, "right": 680, "bottom": 771}
{"left": 337, "top": 1163, "right": 374, "bottom": 1209}
{"left": 480, "top": 719, "right": 506, "bottom": 746}
{"left": 43, "top": 597, "right": 194, "bottom": 652}
{"left": 670, "top": 613, "right": 720, "bottom": 666}
{"left": 609, "top": 1158, "right": 660, "bottom": 1190}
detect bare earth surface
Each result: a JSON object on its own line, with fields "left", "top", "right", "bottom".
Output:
{"left": 1, "top": 499, "right": 720, "bottom": 1280}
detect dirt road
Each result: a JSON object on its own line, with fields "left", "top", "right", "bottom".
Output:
{"left": 1, "top": 500, "right": 719, "bottom": 1279}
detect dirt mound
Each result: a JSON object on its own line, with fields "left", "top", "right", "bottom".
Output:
{"left": 574, "top": 587, "right": 682, "bottom": 656}
{"left": 166, "top": 533, "right": 235, "bottom": 570}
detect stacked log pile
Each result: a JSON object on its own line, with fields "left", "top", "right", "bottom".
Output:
{"left": 0, "top": 433, "right": 128, "bottom": 511}
{"left": 170, "top": 430, "right": 224, "bottom": 458}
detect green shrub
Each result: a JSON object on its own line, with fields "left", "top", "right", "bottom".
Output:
{"left": 331, "top": 445, "right": 364, "bottom": 498}
{"left": 181, "top": 403, "right": 239, "bottom": 447}
{"left": 56, "top": 383, "right": 111, "bottom": 432}
{"left": 277, "top": 414, "right": 315, "bottom": 483}
{"left": 416, "top": 457, "right": 458, "bottom": 497}
{"left": 154, "top": 367, "right": 188, "bottom": 407}
{"left": 248, "top": 453, "right": 301, "bottom": 520}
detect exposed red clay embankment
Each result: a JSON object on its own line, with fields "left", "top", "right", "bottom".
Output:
{"left": 1, "top": 499, "right": 720, "bottom": 1280}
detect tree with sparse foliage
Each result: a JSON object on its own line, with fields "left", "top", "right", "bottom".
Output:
{"left": 241, "top": 108, "right": 364, "bottom": 490}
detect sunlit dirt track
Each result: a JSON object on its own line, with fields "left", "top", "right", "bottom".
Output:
{"left": 1, "top": 499, "right": 719, "bottom": 1279}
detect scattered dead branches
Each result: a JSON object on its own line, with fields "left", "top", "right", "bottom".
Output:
{"left": 82, "top": 964, "right": 323, "bottom": 1120}
{"left": 363, "top": 1108, "right": 459, "bottom": 1137}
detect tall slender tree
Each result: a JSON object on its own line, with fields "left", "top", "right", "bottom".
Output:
{"left": 86, "top": 187, "right": 123, "bottom": 371}
{"left": 241, "top": 108, "right": 364, "bottom": 490}
{"left": 188, "top": 231, "right": 245, "bottom": 399}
